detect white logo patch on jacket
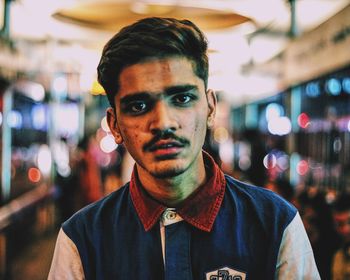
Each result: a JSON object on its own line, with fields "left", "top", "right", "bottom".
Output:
{"left": 206, "top": 266, "right": 246, "bottom": 280}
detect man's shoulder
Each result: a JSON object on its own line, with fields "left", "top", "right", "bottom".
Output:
{"left": 224, "top": 174, "right": 297, "bottom": 216}
{"left": 225, "top": 174, "right": 289, "bottom": 199}
{"left": 62, "top": 183, "right": 131, "bottom": 231}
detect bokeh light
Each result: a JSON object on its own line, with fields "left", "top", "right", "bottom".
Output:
{"left": 7, "top": 110, "right": 23, "bottom": 129}
{"left": 214, "top": 127, "right": 229, "bottom": 143}
{"left": 268, "top": 116, "right": 292, "bottom": 136}
{"left": 37, "top": 144, "right": 52, "bottom": 176}
{"left": 297, "top": 113, "right": 310, "bottom": 129}
{"left": 325, "top": 78, "right": 341, "bottom": 96}
{"left": 297, "top": 160, "right": 309, "bottom": 176}
{"left": 100, "top": 134, "right": 117, "bottom": 153}
{"left": 263, "top": 153, "right": 277, "bottom": 169}
{"left": 28, "top": 167, "right": 41, "bottom": 183}
{"left": 101, "top": 116, "right": 110, "bottom": 132}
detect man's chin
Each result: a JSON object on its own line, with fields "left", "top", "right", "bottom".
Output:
{"left": 149, "top": 165, "right": 188, "bottom": 179}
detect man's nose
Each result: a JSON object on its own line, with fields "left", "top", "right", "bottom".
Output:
{"left": 149, "top": 101, "right": 178, "bottom": 134}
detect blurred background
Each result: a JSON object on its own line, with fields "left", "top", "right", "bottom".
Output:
{"left": 0, "top": 0, "right": 349, "bottom": 279}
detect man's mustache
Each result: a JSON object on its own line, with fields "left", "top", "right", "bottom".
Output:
{"left": 143, "top": 129, "right": 190, "bottom": 152}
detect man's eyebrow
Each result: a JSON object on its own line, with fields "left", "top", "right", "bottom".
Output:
{"left": 120, "top": 84, "right": 199, "bottom": 105}
{"left": 164, "top": 84, "right": 199, "bottom": 96}
{"left": 120, "top": 93, "right": 150, "bottom": 105}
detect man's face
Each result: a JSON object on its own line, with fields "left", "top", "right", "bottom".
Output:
{"left": 333, "top": 210, "right": 350, "bottom": 243}
{"left": 107, "top": 56, "right": 216, "bottom": 179}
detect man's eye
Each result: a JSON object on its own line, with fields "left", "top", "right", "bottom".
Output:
{"left": 173, "top": 94, "right": 193, "bottom": 104}
{"left": 126, "top": 102, "right": 147, "bottom": 114}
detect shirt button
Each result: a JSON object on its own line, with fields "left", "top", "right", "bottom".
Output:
{"left": 165, "top": 210, "right": 177, "bottom": 220}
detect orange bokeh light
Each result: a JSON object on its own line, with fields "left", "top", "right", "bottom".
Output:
{"left": 28, "top": 167, "right": 41, "bottom": 183}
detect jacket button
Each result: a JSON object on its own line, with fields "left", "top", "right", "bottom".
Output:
{"left": 165, "top": 210, "right": 177, "bottom": 220}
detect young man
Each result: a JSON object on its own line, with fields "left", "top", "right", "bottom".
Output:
{"left": 49, "top": 17, "right": 319, "bottom": 279}
{"left": 331, "top": 193, "right": 350, "bottom": 279}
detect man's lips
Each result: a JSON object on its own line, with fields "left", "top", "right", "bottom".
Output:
{"left": 143, "top": 131, "right": 190, "bottom": 153}
{"left": 148, "top": 140, "right": 185, "bottom": 152}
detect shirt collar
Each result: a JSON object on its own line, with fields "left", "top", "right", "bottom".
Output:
{"left": 129, "top": 151, "right": 226, "bottom": 232}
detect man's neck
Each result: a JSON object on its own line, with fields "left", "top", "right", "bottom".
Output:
{"left": 136, "top": 157, "right": 207, "bottom": 207}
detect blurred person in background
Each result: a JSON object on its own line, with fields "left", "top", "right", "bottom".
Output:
{"left": 48, "top": 17, "right": 319, "bottom": 279}
{"left": 296, "top": 188, "right": 339, "bottom": 279}
{"left": 331, "top": 192, "right": 350, "bottom": 280}
{"left": 243, "top": 129, "right": 267, "bottom": 187}
{"left": 75, "top": 135, "right": 103, "bottom": 208}
{"left": 54, "top": 137, "right": 80, "bottom": 222}
{"left": 265, "top": 176, "right": 295, "bottom": 202}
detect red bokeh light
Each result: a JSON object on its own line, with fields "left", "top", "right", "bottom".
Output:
{"left": 297, "top": 113, "right": 310, "bottom": 129}
{"left": 28, "top": 167, "right": 41, "bottom": 183}
{"left": 297, "top": 160, "right": 309, "bottom": 176}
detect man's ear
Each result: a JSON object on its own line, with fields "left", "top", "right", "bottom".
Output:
{"left": 106, "top": 107, "right": 123, "bottom": 144}
{"left": 206, "top": 89, "right": 217, "bottom": 128}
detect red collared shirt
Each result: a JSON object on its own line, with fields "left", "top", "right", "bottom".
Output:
{"left": 129, "top": 151, "right": 226, "bottom": 232}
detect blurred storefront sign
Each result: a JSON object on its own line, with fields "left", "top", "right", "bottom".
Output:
{"left": 283, "top": 4, "right": 350, "bottom": 86}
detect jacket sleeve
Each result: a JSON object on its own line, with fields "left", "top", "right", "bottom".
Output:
{"left": 275, "top": 212, "right": 320, "bottom": 280}
{"left": 48, "top": 228, "right": 85, "bottom": 280}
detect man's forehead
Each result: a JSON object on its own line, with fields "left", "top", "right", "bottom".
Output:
{"left": 116, "top": 56, "right": 203, "bottom": 97}
{"left": 119, "top": 56, "right": 195, "bottom": 76}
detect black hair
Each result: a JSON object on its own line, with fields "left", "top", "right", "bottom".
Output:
{"left": 97, "top": 17, "right": 209, "bottom": 108}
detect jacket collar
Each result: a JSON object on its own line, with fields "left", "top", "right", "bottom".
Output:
{"left": 129, "top": 151, "right": 226, "bottom": 232}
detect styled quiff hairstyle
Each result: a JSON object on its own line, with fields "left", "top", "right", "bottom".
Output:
{"left": 97, "top": 17, "right": 209, "bottom": 108}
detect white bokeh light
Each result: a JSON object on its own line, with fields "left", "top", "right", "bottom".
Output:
{"left": 265, "top": 103, "right": 283, "bottom": 122}
{"left": 263, "top": 153, "right": 277, "bottom": 169}
{"left": 101, "top": 116, "right": 110, "bottom": 132}
{"left": 7, "top": 110, "right": 23, "bottom": 129}
{"left": 37, "top": 144, "right": 52, "bottom": 176}
{"left": 268, "top": 116, "right": 292, "bottom": 136}
{"left": 100, "top": 134, "right": 117, "bottom": 153}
